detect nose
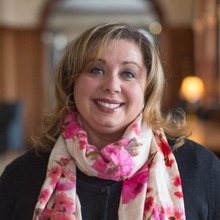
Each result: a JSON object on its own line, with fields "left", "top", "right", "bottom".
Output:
{"left": 102, "top": 74, "right": 121, "bottom": 94}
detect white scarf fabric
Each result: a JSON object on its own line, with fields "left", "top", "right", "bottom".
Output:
{"left": 33, "top": 112, "right": 185, "bottom": 220}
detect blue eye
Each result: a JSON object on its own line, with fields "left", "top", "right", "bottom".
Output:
{"left": 91, "top": 67, "right": 104, "bottom": 75}
{"left": 122, "top": 71, "right": 135, "bottom": 79}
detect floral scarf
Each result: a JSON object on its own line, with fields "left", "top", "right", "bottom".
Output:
{"left": 33, "top": 112, "right": 185, "bottom": 220}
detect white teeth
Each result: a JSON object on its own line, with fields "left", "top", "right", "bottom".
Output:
{"left": 97, "top": 100, "right": 120, "bottom": 109}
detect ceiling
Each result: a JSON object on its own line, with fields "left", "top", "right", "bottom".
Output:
{"left": 47, "top": 0, "right": 160, "bottom": 32}
{"left": 0, "top": 0, "right": 194, "bottom": 30}
{"left": 54, "top": 0, "right": 153, "bottom": 13}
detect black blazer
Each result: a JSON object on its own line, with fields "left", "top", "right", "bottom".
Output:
{"left": 0, "top": 139, "right": 219, "bottom": 220}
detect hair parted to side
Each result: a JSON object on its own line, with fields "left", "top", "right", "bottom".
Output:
{"left": 34, "top": 22, "right": 188, "bottom": 152}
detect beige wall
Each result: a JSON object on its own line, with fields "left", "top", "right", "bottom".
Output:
{"left": 0, "top": 0, "right": 46, "bottom": 28}
{"left": 0, "top": 0, "right": 219, "bottom": 148}
{"left": 0, "top": 0, "right": 196, "bottom": 146}
{"left": 0, "top": 28, "right": 46, "bottom": 144}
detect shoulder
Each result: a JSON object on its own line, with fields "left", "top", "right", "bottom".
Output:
{"left": 172, "top": 139, "right": 220, "bottom": 177}
{"left": 0, "top": 148, "right": 50, "bottom": 219}
{"left": 0, "top": 148, "right": 50, "bottom": 189}
{"left": 171, "top": 139, "right": 220, "bottom": 219}
{"left": 1, "top": 148, "right": 50, "bottom": 177}
{"left": 172, "top": 139, "right": 220, "bottom": 167}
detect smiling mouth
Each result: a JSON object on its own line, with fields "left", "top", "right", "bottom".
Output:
{"left": 94, "top": 99, "right": 124, "bottom": 110}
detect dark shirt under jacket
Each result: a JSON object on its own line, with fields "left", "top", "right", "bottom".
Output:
{"left": 0, "top": 139, "right": 220, "bottom": 220}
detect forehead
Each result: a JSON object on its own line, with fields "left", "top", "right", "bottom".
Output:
{"left": 88, "top": 39, "right": 143, "bottom": 60}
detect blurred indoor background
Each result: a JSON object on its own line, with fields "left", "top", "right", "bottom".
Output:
{"left": 0, "top": 0, "right": 220, "bottom": 173}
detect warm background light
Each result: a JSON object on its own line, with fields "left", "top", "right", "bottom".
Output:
{"left": 180, "top": 76, "right": 205, "bottom": 103}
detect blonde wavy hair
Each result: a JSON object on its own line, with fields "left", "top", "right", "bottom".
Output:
{"left": 35, "top": 22, "right": 189, "bottom": 152}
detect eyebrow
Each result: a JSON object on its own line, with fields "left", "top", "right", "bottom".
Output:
{"left": 123, "top": 61, "right": 142, "bottom": 70}
{"left": 93, "top": 58, "right": 142, "bottom": 70}
{"left": 97, "top": 58, "right": 106, "bottom": 64}
{"left": 87, "top": 58, "right": 105, "bottom": 65}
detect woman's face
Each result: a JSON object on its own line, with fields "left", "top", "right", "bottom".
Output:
{"left": 74, "top": 39, "right": 147, "bottom": 138}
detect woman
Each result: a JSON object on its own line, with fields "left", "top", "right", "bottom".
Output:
{"left": 0, "top": 22, "right": 219, "bottom": 220}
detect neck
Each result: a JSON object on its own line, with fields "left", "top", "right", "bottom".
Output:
{"left": 81, "top": 123, "right": 125, "bottom": 150}
{"left": 88, "top": 132, "right": 122, "bottom": 150}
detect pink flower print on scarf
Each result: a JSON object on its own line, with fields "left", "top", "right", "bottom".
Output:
{"left": 130, "top": 122, "right": 140, "bottom": 136}
{"left": 54, "top": 192, "right": 75, "bottom": 213}
{"left": 156, "top": 132, "right": 175, "bottom": 167}
{"left": 48, "top": 165, "right": 63, "bottom": 189}
{"left": 63, "top": 112, "right": 89, "bottom": 150}
{"left": 160, "top": 206, "right": 185, "bottom": 219}
{"left": 41, "top": 192, "right": 75, "bottom": 220}
{"left": 174, "top": 191, "right": 184, "bottom": 199}
{"left": 92, "top": 139, "right": 134, "bottom": 180}
{"left": 144, "top": 196, "right": 154, "bottom": 214}
{"left": 145, "top": 198, "right": 185, "bottom": 220}
{"left": 37, "top": 189, "right": 51, "bottom": 204}
{"left": 63, "top": 112, "right": 81, "bottom": 139}
{"left": 174, "top": 175, "right": 181, "bottom": 187}
{"left": 40, "top": 208, "right": 52, "bottom": 219}
{"left": 78, "top": 132, "right": 88, "bottom": 149}
{"left": 57, "top": 168, "right": 76, "bottom": 191}
{"left": 173, "top": 175, "right": 184, "bottom": 199}
{"left": 48, "top": 157, "right": 71, "bottom": 189}
{"left": 122, "top": 163, "right": 148, "bottom": 204}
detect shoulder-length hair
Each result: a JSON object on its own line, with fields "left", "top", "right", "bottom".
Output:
{"left": 35, "top": 22, "right": 188, "bottom": 152}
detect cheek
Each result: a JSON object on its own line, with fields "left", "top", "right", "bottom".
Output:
{"left": 126, "top": 86, "right": 145, "bottom": 106}
{"left": 74, "top": 77, "right": 97, "bottom": 103}
{"left": 74, "top": 79, "right": 85, "bottom": 108}
{"left": 74, "top": 81, "right": 88, "bottom": 115}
